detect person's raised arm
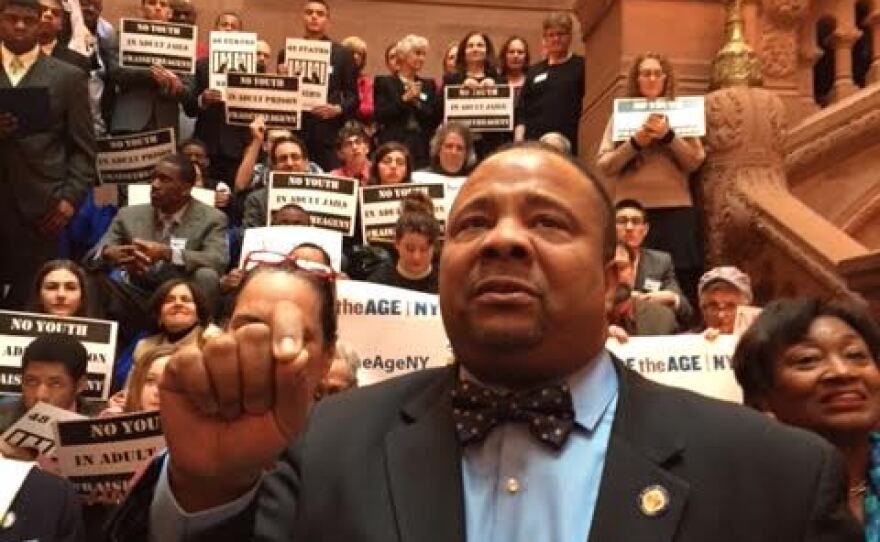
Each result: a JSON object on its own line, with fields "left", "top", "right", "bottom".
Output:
{"left": 234, "top": 117, "right": 266, "bottom": 193}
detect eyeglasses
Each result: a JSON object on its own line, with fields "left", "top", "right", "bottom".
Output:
{"left": 242, "top": 250, "right": 336, "bottom": 282}
{"left": 701, "top": 302, "right": 739, "bottom": 315}
{"left": 543, "top": 31, "right": 570, "bottom": 40}
{"left": 638, "top": 69, "right": 666, "bottom": 80}
{"left": 615, "top": 216, "right": 646, "bottom": 226}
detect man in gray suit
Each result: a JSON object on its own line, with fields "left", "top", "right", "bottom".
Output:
{"left": 96, "top": 153, "right": 228, "bottom": 314}
{"left": 0, "top": 0, "right": 96, "bottom": 309}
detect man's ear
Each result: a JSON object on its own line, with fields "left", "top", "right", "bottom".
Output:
{"left": 604, "top": 258, "right": 619, "bottom": 315}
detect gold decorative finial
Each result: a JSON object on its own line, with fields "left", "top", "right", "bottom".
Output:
{"left": 710, "top": 0, "right": 763, "bottom": 89}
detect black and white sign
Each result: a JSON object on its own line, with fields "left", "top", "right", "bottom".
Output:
{"left": 53, "top": 411, "right": 165, "bottom": 497}
{"left": 225, "top": 73, "right": 301, "bottom": 129}
{"left": 359, "top": 183, "right": 447, "bottom": 245}
{"left": 0, "top": 312, "right": 118, "bottom": 401}
{"left": 611, "top": 96, "right": 706, "bottom": 141}
{"left": 444, "top": 85, "right": 514, "bottom": 132}
{"left": 284, "top": 38, "right": 331, "bottom": 110}
{"left": 119, "top": 18, "right": 197, "bottom": 74}
{"left": 1, "top": 402, "right": 86, "bottom": 456}
{"left": 267, "top": 173, "right": 358, "bottom": 236}
{"left": 209, "top": 31, "right": 258, "bottom": 92}
{"left": 96, "top": 129, "right": 176, "bottom": 184}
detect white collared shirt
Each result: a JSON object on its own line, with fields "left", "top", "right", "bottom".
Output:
{"left": 39, "top": 39, "right": 57, "bottom": 57}
{"left": 2, "top": 44, "right": 40, "bottom": 87}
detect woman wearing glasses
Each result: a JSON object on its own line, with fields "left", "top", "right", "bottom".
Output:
{"left": 597, "top": 52, "right": 706, "bottom": 295}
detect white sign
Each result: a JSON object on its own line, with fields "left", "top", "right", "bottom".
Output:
{"left": 119, "top": 18, "right": 197, "bottom": 74}
{"left": 209, "top": 31, "right": 258, "bottom": 92}
{"left": 96, "top": 129, "right": 176, "bottom": 184}
{"left": 225, "top": 73, "right": 301, "bottom": 129}
{"left": 0, "top": 311, "right": 118, "bottom": 401}
{"left": 359, "top": 182, "right": 447, "bottom": 245}
{"left": 127, "top": 184, "right": 215, "bottom": 207}
{"left": 239, "top": 226, "right": 343, "bottom": 272}
{"left": 284, "top": 38, "right": 331, "bottom": 110}
{"left": 444, "top": 85, "right": 514, "bottom": 132}
{"left": 337, "top": 281, "right": 450, "bottom": 387}
{"left": 411, "top": 172, "right": 467, "bottom": 213}
{"left": 0, "top": 458, "right": 34, "bottom": 520}
{"left": 1, "top": 402, "right": 86, "bottom": 456}
{"left": 267, "top": 173, "right": 358, "bottom": 236}
{"left": 606, "top": 334, "right": 742, "bottom": 403}
{"left": 53, "top": 410, "right": 165, "bottom": 497}
{"left": 611, "top": 96, "right": 706, "bottom": 141}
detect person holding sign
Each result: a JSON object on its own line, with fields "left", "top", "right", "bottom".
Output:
{"left": 366, "top": 192, "right": 439, "bottom": 294}
{"left": 597, "top": 53, "right": 705, "bottom": 292}
{"left": 733, "top": 298, "right": 880, "bottom": 533}
{"left": 109, "top": 144, "right": 861, "bottom": 542}
{"left": 27, "top": 259, "right": 94, "bottom": 318}
{"left": 374, "top": 34, "right": 439, "bottom": 169}
{"left": 241, "top": 134, "right": 312, "bottom": 229}
{"left": 370, "top": 142, "right": 413, "bottom": 185}
{"left": 0, "top": 459, "right": 85, "bottom": 542}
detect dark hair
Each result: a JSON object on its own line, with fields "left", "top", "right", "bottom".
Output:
{"left": 214, "top": 11, "right": 242, "bottom": 29}
{"left": 303, "top": 0, "right": 329, "bottom": 8}
{"left": 290, "top": 242, "right": 332, "bottom": 266}
{"left": 22, "top": 334, "right": 88, "bottom": 381}
{"left": 395, "top": 192, "right": 440, "bottom": 244}
{"left": 159, "top": 153, "right": 197, "bottom": 185}
{"left": 271, "top": 134, "right": 309, "bottom": 164}
{"left": 29, "top": 259, "right": 90, "bottom": 317}
{"left": 626, "top": 52, "right": 677, "bottom": 99}
{"left": 335, "top": 121, "right": 369, "bottom": 150}
{"left": 147, "top": 279, "right": 211, "bottom": 334}
{"left": 498, "top": 36, "right": 530, "bottom": 76}
{"left": 234, "top": 266, "right": 337, "bottom": 346}
{"left": 429, "top": 122, "right": 476, "bottom": 175}
{"left": 179, "top": 137, "right": 207, "bottom": 154}
{"left": 370, "top": 142, "right": 413, "bottom": 184}
{"left": 733, "top": 298, "right": 880, "bottom": 408}
{"left": 614, "top": 198, "right": 647, "bottom": 218}
{"left": 5, "top": 0, "right": 42, "bottom": 12}
{"left": 455, "top": 31, "right": 497, "bottom": 76}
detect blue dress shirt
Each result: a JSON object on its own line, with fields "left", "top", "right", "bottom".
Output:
{"left": 462, "top": 351, "right": 619, "bottom": 542}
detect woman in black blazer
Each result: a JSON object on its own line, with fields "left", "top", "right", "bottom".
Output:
{"left": 373, "top": 34, "right": 439, "bottom": 170}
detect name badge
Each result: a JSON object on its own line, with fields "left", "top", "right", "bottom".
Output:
{"left": 534, "top": 72, "right": 548, "bottom": 84}
{"left": 643, "top": 278, "right": 662, "bottom": 293}
{"left": 170, "top": 237, "right": 187, "bottom": 251}
{"left": 328, "top": 65, "right": 334, "bottom": 75}
{"left": 419, "top": 92, "right": 427, "bottom": 101}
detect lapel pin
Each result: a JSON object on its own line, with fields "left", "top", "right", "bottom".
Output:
{"left": 1, "top": 511, "right": 15, "bottom": 530}
{"left": 638, "top": 484, "right": 670, "bottom": 517}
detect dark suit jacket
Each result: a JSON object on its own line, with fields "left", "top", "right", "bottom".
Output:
{"left": 635, "top": 248, "right": 694, "bottom": 324}
{"left": 109, "top": 56, "right": 192, "bottom": 136}
{"left": 50, "top": 43, "right": 92, "bottom": 73}
{"left": 107, "top": 360, "right": 861, "bottom": 542}
{"left": 0, "top": 466, "right": 84, "bottom": 542}
{"left": 96, "top": 199, "right": 229, "bottom": 273}
{"left": 0, "top": 54, "right": 96, "bottom": 221}
{"left": 373, "top": 75, "right": 439, "bottom": 168}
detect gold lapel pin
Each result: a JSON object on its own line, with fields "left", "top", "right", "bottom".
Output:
{"left": 638, "top": 484, "right": 670, "bottom": 517}
{"left": 1, "top": 511, "right": 15, "bottom": 530}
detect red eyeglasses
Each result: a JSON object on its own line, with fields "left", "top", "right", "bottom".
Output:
{"left": 241, "top": 250, "right": 337, "bottom": 282}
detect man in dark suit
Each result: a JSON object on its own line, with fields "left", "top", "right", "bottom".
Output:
{"left": 106, "top": 144, "right": 860, "bottom": 541}
{"left": 80, "top": 0, "right": 118, "bottom": 136}
{"left": 95, "top": 153, "right": 228, "bottom": 314}
{"left": 0, "top": 459, "right": 84, "bottom": 542}
{"left": 292, "top": 0, "right": 359, "bottom": 171}
{"left": 36, "top": 0, "right": 90, "bottom": 72}
{"left": 0, "top": 0, "right": 96, "bottom": 309}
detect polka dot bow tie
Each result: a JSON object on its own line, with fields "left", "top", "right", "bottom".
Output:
{"left": 451, "top": 380, "right": 576, "bottom": 450}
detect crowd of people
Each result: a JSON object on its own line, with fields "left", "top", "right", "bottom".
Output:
{"left": 0, "top": 0, "right": 879, "bottom": 541}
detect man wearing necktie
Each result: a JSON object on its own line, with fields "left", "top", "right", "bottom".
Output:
{"left": 0, "top": 0, "right": 95, "bottom": 310}
{"left": 108, "top": 144, "right": 861, "bottom": 541}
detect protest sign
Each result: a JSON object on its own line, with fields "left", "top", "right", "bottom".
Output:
{"left": 411, "top": 171, "right": 467, "bottom": 212}
{"left": 96, "top": 129, "right": 176, "bottom": 184}
{"left": 209, "top": 31, "right": 258, "bottom": 93}
{"left": 359, "top": 182, "right": 447, "bottom": 245}
{"left": 734, "top": 306, "right": 763, "bottom": 336}
{"left": 611, "top": 96, "right": 706, "bottom": 141}
{"left": 1, "top": 402, "right": 86, "bottom": 456}
{"left": 239, "top": 226, "right": 343, "bottom": 271}
{"left": 127, "top": 184, "right": 215, "bottom": 207}
{"left": 0, "top": 312, "right": 118, "bottom": 400}
{"left": 0, "top": 87, "right": 50, "bottom": 136}
{"left": 119, "top": 18, "right": 197, "bottom": 74}
{"left": 225, "top": 73, "right": 301, "bottom": 129}
{"left": 284, "top": 38, "right": 331, "bottom": 110}
{"left": 53, "top": 410, "right": 165, "bottom": 497}
{"left": 337, "top": 281, "right": 450, "bottom": 387}
{"left": 0, "top": 458, "right": 33, "bottom": 520}
{"left": 267, "top": 173, "right": 358, "bottom": 235}
{"left": 444, "top": 85, "right": 514, "bottom": 132}
{"left": 606, "top": 334, "right": 742, "bottom": 403}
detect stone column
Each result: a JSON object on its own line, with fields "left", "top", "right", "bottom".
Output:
{"left": 826, "top": 27, "right": 862, "bottom": 102}
{"left": 863, "top": 9, "right": 880, "bottom": 83}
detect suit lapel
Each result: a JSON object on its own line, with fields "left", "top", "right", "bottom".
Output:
{"left": 16, "top": 54, "right": 50, "bottom": 88}
{"left": 588, "top": 361, "right": 690, "bottom": 542}
{"left": 385, "top": 368, "right": 466, "bottom": 542}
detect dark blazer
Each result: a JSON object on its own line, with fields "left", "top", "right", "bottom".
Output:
{"left": 96, "top": 199, "right": 229, "bottom": 273}
{"left": 373, "top": 75, "right": 439, "bottom": 168}
{"left": 635, "top": 247, "right": 694, "bottom": 324}
{"left": 50, "top": 43, "right": 92, "bottom": 73}
{"left": 107, "top": 360, "right": 861, "bottom": 542}
{"left": 109, "top": 57, "right": 191, "bottom": 137}
{"left": 0, "top": 54, "right": 96, "bottom": 221}
{"left": 0, "top": 466, "right": 85, "bottom": 542}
